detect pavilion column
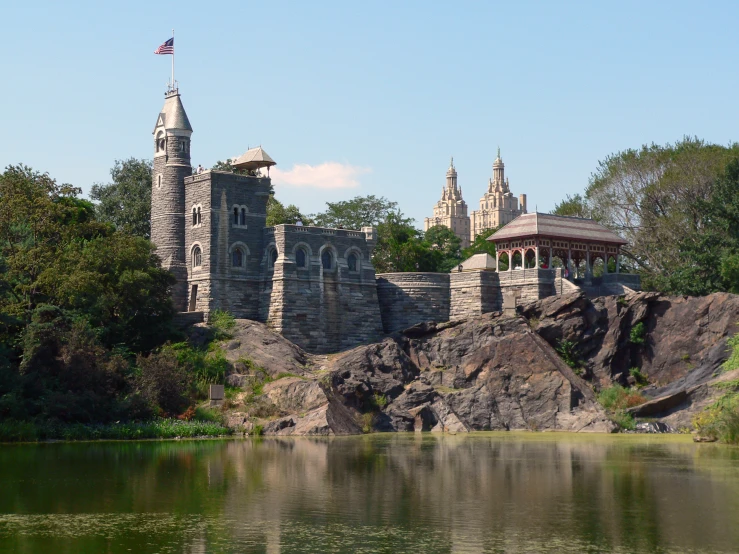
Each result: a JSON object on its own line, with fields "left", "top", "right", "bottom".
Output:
{"left": 603, "top": 247, "right": 609, "bottom": 275}
{"left": 567, "top": 244, "right": 572, "bottom": 278}
{"left": 586, "top": 246, "right": 591, "bottom": 277}
{"left": 496, "top": 251, "right": 500, "bottom": 272}
{"left": 535, "top": 246, "right": 540, "bottom": 269}
{"left": 509, "top": 251, "right": 512, "bottom": 271}
{"left": 616, "top": 250, "right": 621, "bottom": 274}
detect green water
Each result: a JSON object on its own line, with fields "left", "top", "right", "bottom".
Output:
{"left": 0, "top": 433, "right": 738, "bottom": 553}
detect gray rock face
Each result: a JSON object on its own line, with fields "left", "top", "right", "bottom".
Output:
{"left": 214, "top": 292, "right": 739, "bottom": 435}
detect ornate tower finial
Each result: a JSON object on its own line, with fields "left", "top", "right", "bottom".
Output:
{"left": 450, "top": 156, "right": 454, "bottom": 169}
{"left": 497, "top": 146, "right": 500, "bottom": 159}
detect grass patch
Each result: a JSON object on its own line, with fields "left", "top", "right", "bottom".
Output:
{"left": 0, "top": 419, "right": 232, "bottom": 443}
{"left": 617, "top": 296, "right": 629, "bottom": 307}
{"left": 274, "top": 372, "right": 305, "bottom": 380}
{"left": 630, "top": 322, "right": 646, "bottom": 345}
{"left": 194, "top": 406, "right": 224, "bottom": 423}
{"left": 209, "top": 309, "right": 236, "bottom": 340}
{"left": 598, "top": 385, "right": 646, "bottom": 411}
{"left": 527, "top": 317, "right": 540, "bottom": 329}
{"left": 693, "top": 379, "right": 739, "bottom": 444}
{"left": 555, "top": 339, "right": 583, "bottom": 374}
{"left": 723, "top": 333, "right": 739, "bottom": 372}
{"left": 360, "top": 412, "right": 375, "bottom": 434}
{"left": 597, "top": 385, "right": 646, "bottom": 432}
{"left": 630, "top": 367, "right": 649, "bottom": 387}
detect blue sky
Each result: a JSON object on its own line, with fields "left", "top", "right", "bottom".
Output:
{"left": 2, "top": 1, "right": 738, "bottom": 227}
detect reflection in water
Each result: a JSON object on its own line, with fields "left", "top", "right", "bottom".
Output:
{"left": 0, "top": 434, "right": 737, "bottom": 553}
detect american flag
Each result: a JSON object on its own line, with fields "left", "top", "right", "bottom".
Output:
{"left": 154, "top": 37, "right": 174, "bottom": 55}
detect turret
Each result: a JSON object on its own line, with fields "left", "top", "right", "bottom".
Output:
{"left": 446, "top": 157, "right": 458, "bottom": 192}
{"left": 151, "top": 89, "right": 193, "bottom": 311}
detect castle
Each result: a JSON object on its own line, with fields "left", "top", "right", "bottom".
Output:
{"left": 151, "top": 88, "right": 639, "bottom": 354}
{"left": 424, "top": 150, "right": 527, "bottom": 247}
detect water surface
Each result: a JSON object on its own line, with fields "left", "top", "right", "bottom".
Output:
{"left": 0, "top": 433, "right": 738, "bottom": 553}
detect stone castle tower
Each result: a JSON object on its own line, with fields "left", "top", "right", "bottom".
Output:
{"left": 151, "top": 89, "right": 193, "bottom": 311}
{"left": 469, "top": 149, "right": 526, "bottom": 241}
{"left": 423, "top": 158, "right": 470, "bottom": 248}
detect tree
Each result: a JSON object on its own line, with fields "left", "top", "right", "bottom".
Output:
{"left": 90, "top": 158, "right": 153, "bottom": 238}
{"left": 552, "top": 194, "right": 590, "bottom": 218}
{"left": 461, "top": 228, "right": 498, "bottom": 260}
{"left": 266, "top": 196, "right": 312, "bottom": 227}
{"left": 585, "top": 137, "right": 739, "bottom": 287}
{"left": 656, "top": 158, "right": 739, "bottom": 295}
{"left": 212, "top": 159, "right": 262, "bottom": 177}
{"left": 423, "top": 225, "right": 462, "bottom": 273}
{"left": 312, "top": 195, "right": 398, "bottom": 230}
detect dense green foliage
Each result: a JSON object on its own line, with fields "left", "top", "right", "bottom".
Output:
{"left": 311, "top": 195, "right": 398, "bottom": 230}
{"left": 266, "top": 195, "right": 312, "bottom": 226}
{"left": 461, "top": 228, "right": 498, "bottom": 264}
{"left": 693, "top": 333, "right": 739, "bottom": 444}
{"left": 597, "top": 385, "right": 646, "bottom": 431}
{"left": 551, "top": 193, "right": 589, "bottom": 218}
{"left": 0, "top": 164, "right": 239, "bottom": 437}
{"left": 90, "top": 158, "right": 153, "bottom": 238}
{"left": 553, "top": 137, "right": 739, "bottom": 294}
{"left": 0, "top": 419, "right": 231, "bottom": 443}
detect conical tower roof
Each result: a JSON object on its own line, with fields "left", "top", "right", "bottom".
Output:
{"left": 153, "top": 92, "right": 193, "bottom": 133}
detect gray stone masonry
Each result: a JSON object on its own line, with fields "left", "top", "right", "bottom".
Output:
{"left": 376, "top": 273, "right": 450, "bottom": 333}
{"left": 184, "top": 170, "right": 271, "bottom": 317}
{"left": 262, "top": 224, "right": 383, "bottom": 353}
{"left": 449, "top": 271, "right": 501, "bottom": 319}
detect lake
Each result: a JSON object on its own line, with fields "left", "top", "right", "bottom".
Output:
{"left": 0, "top": 433, "right": 737, "bottom": 553}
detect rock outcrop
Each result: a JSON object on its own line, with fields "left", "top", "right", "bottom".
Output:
{"left": 211, "top": 291, "right": 739, "bottom": 435}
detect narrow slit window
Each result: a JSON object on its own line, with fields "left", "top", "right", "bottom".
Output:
{"left": 240, "top": 208, "right": 246, "bottom": 226}
{"left": 233, "top": 208, "right": 239, "bottom": 225}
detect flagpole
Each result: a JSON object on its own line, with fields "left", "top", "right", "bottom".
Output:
{"left": 171, "top": 28, "right": 175, "bottom": 90}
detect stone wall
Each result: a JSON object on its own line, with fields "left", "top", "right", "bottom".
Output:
{"left": 497, "top": 269, "right": 557, "bottom": 304}
{"left": 449, "top": 271, "right": 500, "bottom": 319}
{"left": 264, "top": 225, "right": 383, "bottom": 353}
{"left": 184, "top": 171, "right": 271, "bottom": 318}
{"left": 376, "top": 273, "right": 450, "bottom": 333}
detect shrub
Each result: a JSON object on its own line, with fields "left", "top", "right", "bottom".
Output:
{"left": 209, "top": 310, "right": 236, "bottom": 340}
{"left": 361, "top": 412, "right": 375, "bottom": 433}
{"left": 555, "top": 339, "right": 580, "bottom": 370}
{"left": 630, "top": 367, "right": 648, "bottom": 386}
{"left": 693, "top": 381, "right": 739, "bottom": 444}
{"left": 630, "top": 322, "right": 646, "bottom": 345}
{"left": 723, "top": 333, "right": 739, "bottom": 372}
{"left": 598, "top": 385, "right": 646, "bottom": 411}
{"left": 136, "top": 350, "right": 190, "bottom": 416}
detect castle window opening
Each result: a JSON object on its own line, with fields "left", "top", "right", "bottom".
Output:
{"left": 232, "top": 248, "right": 243, "bottom": 268}
{"left": 197, "top": 207, "right": 202, "bottom": 225}
{"left": 321, "top": 250, "right": 333, "bottom": 270}
{"left": 157, "top": 174, "right": 162, "bottom": 188}
{"left": 296, "top": 249, "right": 306, "bottom": 268}
{"left": 347, "top": 253, "right": 358, "bottom": 272}
{"left": 192, "top": 208, "right": 197, "bottom": 226}
{"left": 240, "top": 208, "right": 246, "bottom": 226}
{"left": 233, "top": 208, "right": 239, "bottom": 225}
{"left": 269, "top": 248, "right": 278, "bottom": 268}
{"left": 192, "top": 246, "right": 202, "bottom": 268}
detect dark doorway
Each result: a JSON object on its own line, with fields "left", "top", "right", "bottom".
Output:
{"left": 189, "top": 285, "right": 198, "bottom": 312}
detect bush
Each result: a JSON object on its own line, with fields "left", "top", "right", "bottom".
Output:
{"left": 555, "top": 339, "right": 581, "bottom": 371}
{"left": 630, "top": 367, "right": 648, "bottom": 386}
{"left": 136, "top": 350, "right": 190, "bottom": 416}
{"left": 209, "top": 310, "right": 236, "bottom": 340}
{"left": 598, "top": 385, "right": 646, "bottom": 411}
{"left": 0, "top": 418, "right": 231, "bottom": 443}
{"left": 630, "top": 322, "right": 646, "bottom": 345}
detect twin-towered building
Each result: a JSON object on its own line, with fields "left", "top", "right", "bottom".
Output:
{"left": 423, "top": 150, "right": 527, "bottom": 248}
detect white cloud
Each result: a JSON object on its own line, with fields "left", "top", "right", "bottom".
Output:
{"left": 271, "top": 162, "right": 370, "bottom": 189}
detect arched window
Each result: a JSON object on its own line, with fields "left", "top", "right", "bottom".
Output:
{"left": 321, "top": 250, "right": 333, "bottom": 270}
{"left": 197, "top": 207, "right": 202, "bottom": 225}
{"left": 233, "top": 208, "right": 239, "bottom": 225}
{"left": 269, "top": 248, "right": 278, "bottom": 268}
{"left": 296, "top": 249, "right": 306, "bottom": 268}
{"left": 232, "top": 248, "right": 243, "bottom": 267}
{"left": 347, "top": 253, "right": 358, "bottom": 272}
{"left": 192, "top": 207, "right": 197, "bottom": 226}
{"left": 240, "top": 208, "right": 246, "bottom": 226}
{"left": 192, "top": 246, "right": 202, "bottom": 268}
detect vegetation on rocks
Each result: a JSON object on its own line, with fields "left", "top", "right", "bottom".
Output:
{"left": 597, "top": 385, "right": 646, "bottom": 431}
{"left": 693, "top": 333, "right": 739, "bottom": 444}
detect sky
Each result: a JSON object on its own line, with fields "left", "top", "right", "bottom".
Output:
{"left": 2, "top": 0, "right": 739, "bottom": 227}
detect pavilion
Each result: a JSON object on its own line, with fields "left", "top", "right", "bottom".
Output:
{"left": 488, "top": 213, "right": 627, "bottom": 278}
